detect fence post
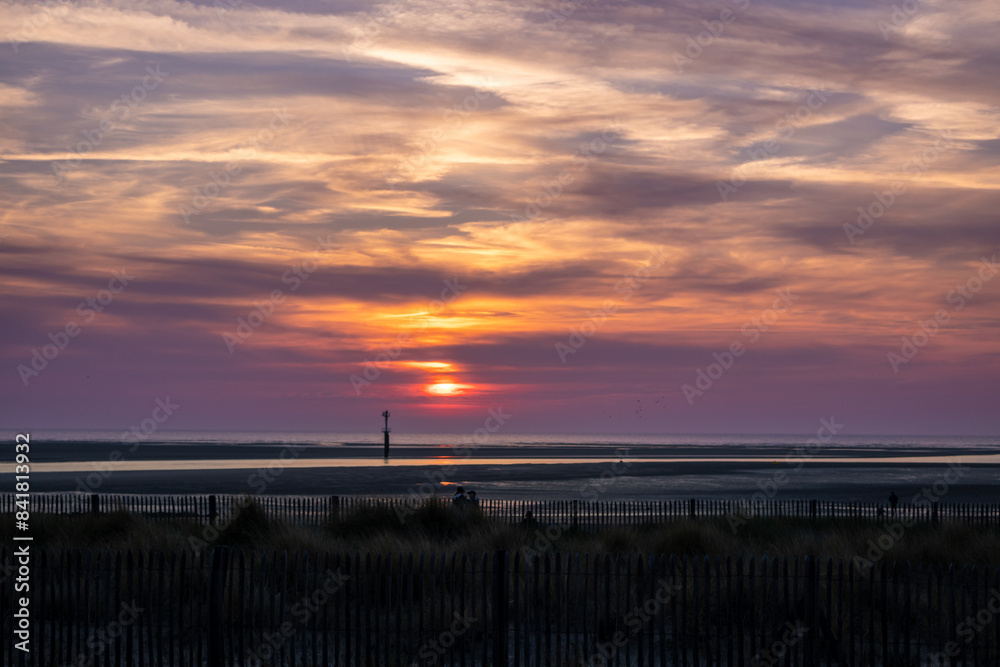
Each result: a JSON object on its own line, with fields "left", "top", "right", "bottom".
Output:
{"left": 809, "top": 499, "right": 817, "bottom": 521}
{"left": 91, "top": 493, "right": 100, "bottom": 516}
{"left": 931, "top": 501, "right": 939, "bottom": 524}
{"left": 493, "top": 550, "right": 509, "bottom": 664}
{"left": 208, "top": 495, "right": 218, "bottom": 525}
{"left": 331, "top": 495, "right": 340, "bottom": 521}
{"left": 804, "top": 555, "right": 817, "bottom": 664}
{"left": 572, "top": 500, "right": 578, "bottom": 529}
{"left": 689, "top": 498, "right": 696, "bottom": 519}
{"left": 209, "top": 546, "right": 229, "bottom": 667}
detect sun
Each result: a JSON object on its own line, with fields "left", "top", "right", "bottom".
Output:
{"left": 425, "top": 382, "right": 470, "bottom": 396}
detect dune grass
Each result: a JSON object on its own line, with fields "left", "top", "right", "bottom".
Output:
{"left": 4, "top": 498, "right": 1000, "bottom": 566}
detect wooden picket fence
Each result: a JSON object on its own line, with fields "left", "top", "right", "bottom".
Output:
{"left": 3, "top": 493, "right": 1000, "bottom": 528}
{"left": 2, "top": 548, "right": 999, "bottom": 666}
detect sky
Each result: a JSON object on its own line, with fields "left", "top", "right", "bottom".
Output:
{"left": 1, "top": 0, "right": 998, "bottom": 437}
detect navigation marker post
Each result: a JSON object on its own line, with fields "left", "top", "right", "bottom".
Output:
{"left": 382, "top": 410, "right": 391, "bottom": 459}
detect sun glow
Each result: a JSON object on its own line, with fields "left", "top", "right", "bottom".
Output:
{"left": 425, "top": 382, "right": 471, "bottom": 396}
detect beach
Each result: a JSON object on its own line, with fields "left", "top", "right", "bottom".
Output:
{"left": 16, "top": 440, "right": 1000, "bottom": 503}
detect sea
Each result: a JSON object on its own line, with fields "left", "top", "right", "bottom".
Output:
{"left": 3, "top": 430, "right": 997, "bottom": 499}
{"left": 3, "top": 429, "right": 998, "bottom": 450}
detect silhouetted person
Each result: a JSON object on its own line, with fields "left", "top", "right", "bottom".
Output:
{"left": 889, "top": 491, "right": 899, "bottom": 510}
{"left": 520, "top": 510, "right": 538, "bottom": 528}
{"left": 467, "top": 489, "right": 479, "bottom": 510}
{"left": 452, "top": 486, "right": 467, "bottom": 506}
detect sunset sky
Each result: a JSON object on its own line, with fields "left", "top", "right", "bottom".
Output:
{"left": 1, "top": 0, "right": 998, "bottom": 436}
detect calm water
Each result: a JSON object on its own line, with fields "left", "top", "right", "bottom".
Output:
{"left": 2, "top": 429, "right": 998, "bottom": 450}
{"left": 2, "top": 431, "right": 997, "bottom": 494}
{"left": 14, "top": 454, "right": 1000, "bottom": 475}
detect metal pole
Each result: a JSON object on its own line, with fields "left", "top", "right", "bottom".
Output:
{"left": 382, "top": 410, "right": 391, "bottom": 458}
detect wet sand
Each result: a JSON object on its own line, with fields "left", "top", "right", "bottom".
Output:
{"left": 20, "top": 441, "right": 1000, "bottom": 503}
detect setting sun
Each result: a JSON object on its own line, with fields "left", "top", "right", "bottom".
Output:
{"left": 425, "top": 382, "right": 471, "bottom": 396}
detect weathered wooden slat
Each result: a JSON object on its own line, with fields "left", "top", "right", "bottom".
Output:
{"left": 53, "top": 548, "right": 64, "bottom": 665}
{"left": 6, "top": 547, "right": 16, "bottom": 666}
{"left": 458, "top": 551, "right": 467, "bottom": 667}
{"left": 32, "top": 547, "right": 44, "bottom": 666}
{"left": 579, "top": 552, "right": 589, "bottom": 664}
{"left": 866, "top": 558, "right": 875, "bottom": 667}
{"left": 321, "top": 551, "right": 332, "bottom": 666}
{"left": 848, "top": 557, "right": 856, "bottom": 667}
{"left": 781, "top": 556, "right": 790, "bottom": 667}
{"left": 346, "top": 551, "right": 356, "bottom": 664}
{"left": 755, "top": 554, "right": 764, "bottom": 664}
{"left": 376, "top": 552, "right": 386, "bottom": 667}
{"left": 414, "top": 552, "right": 424, "bottom": 667}
{"left": 123, "top": 550, "right": 134, "bottom": 667}
{"left": 292, "top": 550, "right": 305, "bottom": 666}
{"left": 307, "top": 552, "right": 322, "bottom": 665}
{"left": 89, "top": 550, "right": 103, "bottom": 667}
{"left": 166, "top": 551, "right": 177, "bottom": 667}
{"left": 140, "top": 549, "right": 153, "bottom": 665}
{"left": 992, "top": 566, "right": 1000, "bottom": 665}
{"left": 958, "top": 564, "right": 969, "bottom": 665}
{"left": 361, "top": 552, "right": 371, "bottom": 667}
{"left": 666, "top": 554, "right": 675, "bottom": 666}
{"left": 904, "top": 560, "right": 912, "bottom": 663}
{"left": 878, "top": 560, "right": 888, "bottom": 663}
{"left": 713, "top": 555, "right": 722, "bottom": 666}
{"left": 481, "top": 551, "right": 490, "bottom": 667}
{"left": 534, "top": 551, "right": 543, "bottom": 667}
{"left": 692, "top": 552, "right": 700, "bottom": 666}
{"left": 514, "top": 551, "right": 524, "bottom": 667}
{"left": 234, "top": 549, "right": 245, "bottom": 665}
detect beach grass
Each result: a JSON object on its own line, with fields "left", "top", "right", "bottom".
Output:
{"left": 4, "top": 498, "right": 1000, "bottom": 566}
